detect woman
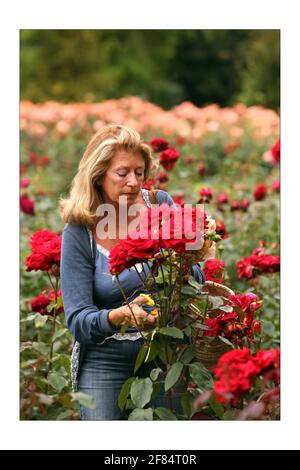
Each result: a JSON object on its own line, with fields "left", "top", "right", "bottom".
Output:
{"left": 59, "top": 124, "right": 205, "bottom": 420}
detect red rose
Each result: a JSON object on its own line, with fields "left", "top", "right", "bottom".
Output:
{"left": 159, "top": 147, "right": 180, "bottom": 171}
{"left": 198, "top": 187, "right": 213, "bottom": 203}
{"left": 203, "top": 259, "right": 225, "bottom": 283}
{"left": 216, "top": 192, "right": 228, "bottom": 206}
{"left": 155, "top": 171, "right": 168, "bottom": 183}
{"left": 20, "top": 194, "right": 35, "bottom": 215}
{"left": 31, "top": 289, "right": 64, "bottom": 316}
{"left": 215, "top": 219, "right": 228, "bottom": 239}
{"left": 25, "top": 230, "right": 62, "bottom": 273}
{"left": 254, "top": 182, "right": 268, "bottom": 201}
{"left": 271, "top": 139, "right": 280, "bottom": 164}
{"left": 150, "top": 138, "right": 169, "bottom": 152}
{"left": 20, "top": 178, "right": 30, "bottom": 188}
{"left": 143, "top": 177, "right": 155, "bottom": 190}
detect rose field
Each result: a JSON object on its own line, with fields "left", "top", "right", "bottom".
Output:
{"left": 20, "top": 97, "right": 280, "bottom": 420}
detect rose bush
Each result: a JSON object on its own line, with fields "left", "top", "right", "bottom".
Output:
{"left": 20, "top": 97, "right": 280, "bottom": 420}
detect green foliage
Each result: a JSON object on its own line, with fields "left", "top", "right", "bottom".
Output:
{"left": 21, "top": 30, "right": 279, "bottom": 109}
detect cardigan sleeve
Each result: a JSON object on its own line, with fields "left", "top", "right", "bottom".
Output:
{"left": 156, "top": 190, "right": 206, "bottom": 285}
{"left": 60, "top": 225, "right": 117, "bottom": 344}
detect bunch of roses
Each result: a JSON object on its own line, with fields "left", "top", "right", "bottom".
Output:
{"left": 212, "top": 348, "right": 280, "bottom": 406}
{"left": 31, "top": 289, "right": 64, "bottom": 316}
{"left": 236, "top": 243, "right": 280, "bottom": 280}
{"left": 149, "top": 137, "right": 180, "bottom": 171}
{"left": 109, "top": 203, "right": 210, "bottom": 275}
{"left": 202, "top": 293, "right": 262, "bottom": 345}
{"left": 25, "top": 230, "right": 62, "bottom": 274}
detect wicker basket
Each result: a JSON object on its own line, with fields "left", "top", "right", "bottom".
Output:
{"left": 189, "top": 281, "right": 235, "bottom": 369}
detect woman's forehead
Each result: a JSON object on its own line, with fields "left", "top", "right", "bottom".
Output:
{"left": 109, "top": 150, "right": 145, "bottom": 168}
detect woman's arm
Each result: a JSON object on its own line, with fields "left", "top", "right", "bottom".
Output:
{"left": 61, "top": 225, "right": 118, "bottom": 344}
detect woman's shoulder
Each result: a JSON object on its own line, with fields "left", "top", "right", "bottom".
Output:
{"left": 62, "top": 223, "right": 91, "bottom": 246}
{"left": 154, "top": 189, "right": 175, "bottom": 206}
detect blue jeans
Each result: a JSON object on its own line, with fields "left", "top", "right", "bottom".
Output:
{"left": 78, "top": 338, "right": 188, "bottom": 420}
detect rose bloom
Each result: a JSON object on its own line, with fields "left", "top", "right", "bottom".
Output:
{"left": 150, "top": 137, "right": 169, "bottom": 152}
{"left": 143, "top": 177, "right": 155, "bottom": 190}
{"left": 20, "top": 194, "right": 35, "bottom": 215}
{"left": 159, "top": 147, "right": 180, "bottom": 171}
{"left": 254, "top": 182, "right": 268, "bottom": 201}
{"left": 172, "top": 195, "right": 185, "bottom": 207}
{"left": 20, "top": 178, "right": 30, "bottom": 188}
{"left": 216, "top": 192, "right": 228, "bottom": 206}
{"left": 203, "top": 258, "right": 225, "bottom": 283}
{"left": 271, "top": 139, "right": 280, "bottom": 164}
{"left": 156, "top": 171, "right": 168, "bottom": 183}
{"left": 198, "top": 187, "right": 213, "bottom": 203}
{"left": 31, "top": 289, "right": 64, "bottom": 316}
{"left": 212, "top": 348, "right": 280, "bottom": 406}
{"left": 25, "top": 230, "right": 62, "bottom": 272}
{"left": 215, "top": 219, "right": 228, "bottom": 239}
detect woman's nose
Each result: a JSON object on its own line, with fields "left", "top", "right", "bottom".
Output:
{"left": 126, "top": 172, "right": 139, "bottom": 186}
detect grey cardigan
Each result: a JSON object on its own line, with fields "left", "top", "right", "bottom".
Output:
{"left": 60, "top": 189, "right": 205, "bottom": 390}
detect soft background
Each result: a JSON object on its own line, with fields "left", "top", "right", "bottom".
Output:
{"left": 20, "top": 30, "right": 280, "bottom": 420}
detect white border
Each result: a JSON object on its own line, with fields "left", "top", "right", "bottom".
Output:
{"left": 1, "top": 0, "right": 299, "bottom": 451}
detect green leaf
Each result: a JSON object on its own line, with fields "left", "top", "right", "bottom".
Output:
{"left": 71, "top": 392, "right": 96, "bottom": 409}
{"left": 32, "top": 341, "right": 49, "bottom": 356}
{"left": 131, "top": 378, "right": 153, "bottom": 408}
{"left": 165, "top": 362, "right": 184, "bottom": 391}
{"left": 188, "top": 362, "right": 214, "bottom": 391}
{"left": 184, "top": 325, "right": 192, "bottom": 336}
{"left": 180, "top": 392, "right": 193, "bottom": 419}
{"left": 159, "top": 326, "right": 184, "bottom": 339}
{"left": 128, "top": 408, "right": 153, "bottom": 420}
{"left": 217, "top": 336, "right": 234, "bottom": 348}
{"left": 154, "top": 407, "right": 177, "bottom": 420}
{"left": 52, "top": 328, "right": 69, "bottom": 343}
{"left": 218, "top": 305, "right": 233, "bottom": 313}
{"left": 209, "top": 296, "right": 224, "bottom": 309}
{"left": 150, "top": 368, "right": 163, "bottom": 382}
{"left": 46, "top": 302, "right": 56, "bottom": 313}
{"left": 58, "top": 354, "right": 71, "bottom": 375}
{"left": 35, "top": 314, "right": 48, "bottom": 328}
{"left": 208, "top": 395, "right": 224, "bottom": 419}
{"left": 118, "top": 377, "right": 136, "bottom": 411}
{"left": 181, "top": 286, "right": 198, "bottom": 296}
{"left": 134, "top": 344, "right": 148, "bottom": 374}
{"left": 177, "top": 345, "right": 197, "bottom": 365}
{"left": 192, "top": 322, "right": 211, "bottom": 331}
{"left": 20, "top": 314, "right": 39, "bottom": 323}
{"left": 187, "top": 276, "right": 203, "bottom": 291}
{"left": 47, "top": 372, "right": 68, "bottom": 393}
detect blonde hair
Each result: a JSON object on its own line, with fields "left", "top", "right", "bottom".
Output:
{"left": 59, "top": 124, "right": 157, "bottom": 227}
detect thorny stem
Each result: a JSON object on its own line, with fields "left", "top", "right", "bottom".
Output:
{"left": 46, "top": 275, "right": 59, "bottom": 394}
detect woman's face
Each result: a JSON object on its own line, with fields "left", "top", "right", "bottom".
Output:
{"left": 100, "top": 150, "right": 146, "bottom": 205}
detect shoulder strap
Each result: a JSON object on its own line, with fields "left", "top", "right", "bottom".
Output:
{"left": 147, "top": 189, "right": 159, "bottom": 205}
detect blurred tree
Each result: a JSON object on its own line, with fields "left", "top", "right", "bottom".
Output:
{"left": 20, "top": 30, "right": 279, "bottom": 109}
{"left": 234, "top": 30, "right": 280, "bottom": 111}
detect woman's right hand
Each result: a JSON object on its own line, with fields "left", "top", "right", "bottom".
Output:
{"left": 108, "top": 295, "right": 158, "bottom": 330}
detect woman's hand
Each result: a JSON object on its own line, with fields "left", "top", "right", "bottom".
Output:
{"left": 108, "top": 295, "right": 158, "bottom": 330}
